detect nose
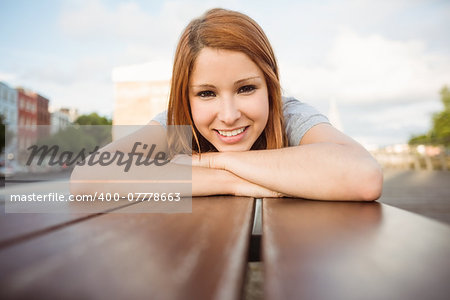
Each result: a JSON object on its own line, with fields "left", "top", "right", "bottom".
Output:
{"left": 217, "top": 96, "right": 241, "bottom": 125}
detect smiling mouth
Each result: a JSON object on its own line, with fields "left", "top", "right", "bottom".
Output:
{"left": 215, "top": 126, "right": 249, "bottom": 137}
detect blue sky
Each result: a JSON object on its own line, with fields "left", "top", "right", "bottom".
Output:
{"left": 1, "top": 0, "right": 450, "bottom": 147}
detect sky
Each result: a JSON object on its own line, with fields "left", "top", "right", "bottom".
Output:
{"left": 1, "top": 0, "right": 450, "bottom": 148}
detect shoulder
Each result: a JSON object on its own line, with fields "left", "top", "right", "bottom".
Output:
{"left": 281, "top": 96, "right": 330, "bottom": 146}
{"left": 282, "top": 96, "right": 324, "bottom": 117}
{"left": 152, "top": 110, "right": 168, "bottom": 128}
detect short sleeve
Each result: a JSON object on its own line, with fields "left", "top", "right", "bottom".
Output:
{"left": 283, "top": 97, "right": 330, "bottom": 146}
{"left": 152, "top": 110, "right": 168, "bottom": 128}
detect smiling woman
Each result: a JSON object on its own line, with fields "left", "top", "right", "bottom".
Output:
{"left": 71, "top": 8, "right": 383, "bottom": 201}
{"left": 188, "top": 48, "right": 269, "bottom": 152}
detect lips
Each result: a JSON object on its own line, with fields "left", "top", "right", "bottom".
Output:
{"left": 214, "top": 126, "right": 249, "bottom": 144}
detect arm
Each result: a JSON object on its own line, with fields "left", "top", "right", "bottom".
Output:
{"left": 192, "top": 123, "right": 383, "bottom": 201}
{"left": 70, "top": 121, "right": 281, "bottom": 198}
{"left": 192, "top": 165, "right": 283, "bottom": 197}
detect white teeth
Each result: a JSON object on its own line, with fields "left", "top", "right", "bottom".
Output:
{"left": 218, "top": 127, "right": 246, "bottom": 137}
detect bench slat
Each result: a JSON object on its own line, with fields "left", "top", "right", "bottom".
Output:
{"left": 0, "top": 181, "right": 137, "bottom": 245}
{"left": 262, "top": 199, "right": 450, "bottom": 300}
{"left": 0, "top": 196, "right": 254, "bottom": 300}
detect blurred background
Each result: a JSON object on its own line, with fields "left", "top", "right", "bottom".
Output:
{"left": 1, "top": 0, "right": 449, "bottom": 222}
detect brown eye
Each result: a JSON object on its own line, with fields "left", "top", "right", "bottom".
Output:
{"left": 197, "top": 90, "right": 216, "bottom": 98}
{"left": 238, "top": 85, "right": 256, "bottom": 94}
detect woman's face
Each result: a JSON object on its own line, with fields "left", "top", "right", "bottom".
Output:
{"left": 189, "top": 47, "right": 269, "bottom": 152}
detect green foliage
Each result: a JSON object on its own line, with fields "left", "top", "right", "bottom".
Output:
{"left": 32, "top": 113, "right": 113, "bottom": 165}
{"left": 36, "top": 127, "right": 98, "bottom": 154}
{"left": 409, "top": 86, "right": 450, "bottom": 147}
{"left": 431, "top": 110, "right": 450, "bottom": 145}
{"left": 75, "top": 113, "right": 112, "bottom": 125}
{"left": 441, "top": 86, "right": 450, "bottom": 111}
{"left": 408, "top": 134, "right": 429, "bottom": 146}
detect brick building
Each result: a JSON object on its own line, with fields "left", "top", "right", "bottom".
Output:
{"left": 35, "top": 93, "right": 50, "bottom": 140}
{"left": 17, "top": 88, "right": 38, "bottom": 152}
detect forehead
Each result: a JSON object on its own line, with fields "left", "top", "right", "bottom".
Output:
{"left": 190, "top": 47, "right": 263, "bottom": 83}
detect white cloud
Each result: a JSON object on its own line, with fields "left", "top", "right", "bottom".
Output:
{"left": 59, "top": 1, "right": 155, "bottom": 40}
{"left": 58, "top": 0, "right": 238, "bottom": 64}
{"left": 358, "top": 102, "right": 440, "bottom": 131}
{"left": 5, "top": 0, "right": 447, "bottom": 146}
{"left": 39, "top": 80, "right": 114, "bottom": 117}
{"left": 59, "top": 0, "right": 227, "bottom": 42}
{"left": 280, "top": 29, "right": 450, "bottom": 104}
{"left": 0, "top": 71, "right": 16, "bottom": 82}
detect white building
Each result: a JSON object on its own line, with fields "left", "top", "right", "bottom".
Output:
{"left": 49, "top": 106, "right": 79, "bottom": 135}
{"left": 0, "top": 81, "right": 18, "bottom": 159}
{"left": 59, "top": 107, "right": 78, "bottom": 123}
{"left": 50, "top": 110, "right": 71, "bottom": 134}
{"left": 111, "top": 60, "right": 171, "bottom": 140}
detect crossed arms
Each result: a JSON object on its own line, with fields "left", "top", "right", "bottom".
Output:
{"left": 71, "top": 121, "right": 383, "bottom": 201}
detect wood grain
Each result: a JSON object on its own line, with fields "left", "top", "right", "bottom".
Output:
{"left": 0, "top": 196, "right": 254, "bottom": 300}
{"left": 262, "top": 198, "right": 450, "bottom": 300}
{"left": 0, "top": 181, "right": 139, "bottom": 246}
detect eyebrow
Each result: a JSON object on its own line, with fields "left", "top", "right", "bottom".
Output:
{"left": 190, "top": 76, "right": 261, "bottom": 88}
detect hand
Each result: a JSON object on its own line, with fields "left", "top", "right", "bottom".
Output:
{"left": 191, "top": 152, "right": 286, "bottom": 198}
{"left": 233, "top": 179, "right": 285, "bottom": 198}
{"left": 225, "top": 169, "right": 285, "bottom": 198}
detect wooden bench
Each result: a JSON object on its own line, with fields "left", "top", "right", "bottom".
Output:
{"left": 262, "top": 198, "right": 450, "bottom": 300}
{"left": 2, "top": 184, "right": 450, "bottom": 300}
{"left": 0, "top": 193, "right": 254, "bottom": 300}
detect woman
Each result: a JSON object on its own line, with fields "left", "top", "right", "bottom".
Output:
{"left": 71, "top": 8, "right": 383, "bottom": 201}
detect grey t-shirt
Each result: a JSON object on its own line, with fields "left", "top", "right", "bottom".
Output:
{"left": 152, "top": 96, "right": 329, "bottom": 146}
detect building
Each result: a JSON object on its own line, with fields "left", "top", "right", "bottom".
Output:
{"left": 112, "top": 61, "right": 171, "bottom": 140}
{"left": 59, "top": 107, "right": 78, "bottom": 123}
{"left": 35, "top": 93, "right": 51, "bottom": 141}
{"left": 50, "top": 109, "right": 71, "bottom": 134}
{"left": 36, "top": 94, "right": 50, "bottom": 131}
{"left": 17, "top": 88, "right": 38, "bottom": 161}
{"left": 36, "top": 94, "right": 50, "bottom": 126}
{"left": 0, "top": 81, "right": 18, "bottom": 159}
{"left": 0, "top": 82, "right": 18, "bottom": 127}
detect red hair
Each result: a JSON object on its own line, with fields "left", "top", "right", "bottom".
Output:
{"left": 167, "top": 8, "right": 287, "bottom": 153}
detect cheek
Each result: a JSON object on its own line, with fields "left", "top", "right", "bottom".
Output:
{"left": 247, "top": 94, "right": 269, "bottom": 127}
{"left": 190, "top": 101, "right": 215, "bottom": 132}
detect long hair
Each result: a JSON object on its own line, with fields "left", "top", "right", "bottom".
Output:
{"left": 167, "top": 8, "right": 287, "bottom": 154}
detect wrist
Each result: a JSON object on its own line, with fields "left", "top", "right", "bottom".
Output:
{"left": 220, "top": 167, "right": 239, "bottom": 195}
{"left": 219, "top": 151, "right": 236, "bottom": 172}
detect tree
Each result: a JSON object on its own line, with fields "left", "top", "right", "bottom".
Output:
{"left": 409, "top": 86, "right": 450, "bottom": 147}
{"left": 31, "top": 112, "right": 113, "bottom": 167}
{"left": 441, "top": 86, "right": 450, "bottom": 111}
{"left": 75, "top": 113, "right": 112, "bottom": 125}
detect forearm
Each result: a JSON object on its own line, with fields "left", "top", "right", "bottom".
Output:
{"left": 220, "top": 143, "right": 383, "bottom": 201}
{"left": 192, "top": 165, "right": 234, "bottom": 196}
{"left": 70, "top": 163, "right": 194, "bottom": 197}
{"left": 70, "top": 161, "right": 279, "bottom": 198}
